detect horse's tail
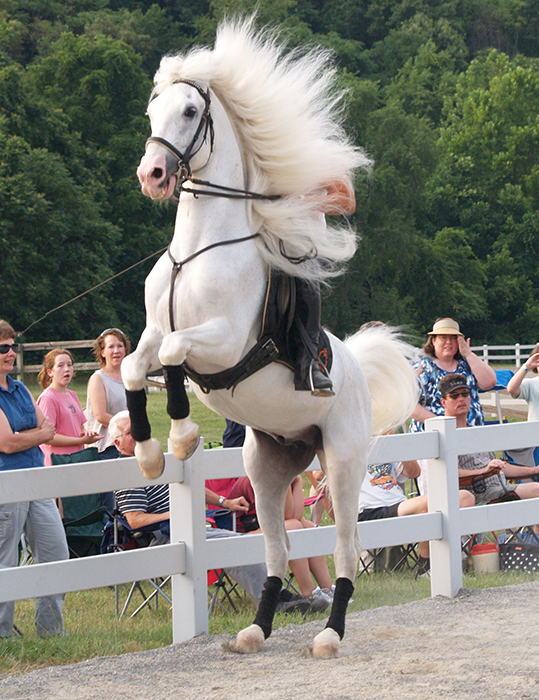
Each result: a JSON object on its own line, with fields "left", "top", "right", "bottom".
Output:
{"left": 344, "top": 325, "right": 419, "bottom": 436}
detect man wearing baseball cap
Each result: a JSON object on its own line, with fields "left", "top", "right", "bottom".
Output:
{"left": 441, "top": 373, "right": 539, "bottom": 504}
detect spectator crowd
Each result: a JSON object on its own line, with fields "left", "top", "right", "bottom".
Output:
{"left": 1, "top": 314, "right": 539, "bottom": 637}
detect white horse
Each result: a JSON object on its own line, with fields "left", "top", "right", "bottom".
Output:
{"left": 122, "top": 18, "right": 418, "bottom": 658}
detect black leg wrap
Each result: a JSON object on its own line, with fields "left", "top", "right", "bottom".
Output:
{"left": 125, "top": 389, "right": 151, "bottom": 443}
{"left": 162, "top": 365, "right": 190, "bottom": 420}
{"left": 253, "top": 576, "right": 282, "bottom": 640}
{"left": 325, "top": 577, "right": 354, "bottom": 641}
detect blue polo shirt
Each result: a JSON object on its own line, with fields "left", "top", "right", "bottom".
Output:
{"left": 0, "top": 376, "right": 44, "bottom": 471}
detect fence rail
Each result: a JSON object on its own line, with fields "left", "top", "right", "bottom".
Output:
{"left": 15, "top": 340, "right": 98, "bottom": 381}
{"left": 2, "top": 419, "right": 539, "bottom": 645}
{"left": 471, "top": 343, "right": 538, "bottom": 367}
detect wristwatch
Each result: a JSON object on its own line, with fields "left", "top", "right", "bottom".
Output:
{"left": 218, "top": 495, "right": 226, "bottom": 507}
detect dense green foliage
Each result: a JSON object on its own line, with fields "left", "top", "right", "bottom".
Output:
{"left": 2, "top": 0, "right": 539, "bottom": 345}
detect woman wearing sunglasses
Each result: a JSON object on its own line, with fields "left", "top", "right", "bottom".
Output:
{"left": 86, "top": 328, "right": 131, "bottom": 460}
{"left": 0, "top": 319, "right": 69, "bottom": 637}
{"left": 410, "top": 317, "right": 496, "bottom": 434}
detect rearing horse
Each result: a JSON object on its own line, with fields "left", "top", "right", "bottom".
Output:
{"left": 122, "top": 19, "right": 418, "bottom": 658}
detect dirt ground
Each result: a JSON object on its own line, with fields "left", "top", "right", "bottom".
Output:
{"left": 2, "top": 580, "right": 539, "bottom": 700}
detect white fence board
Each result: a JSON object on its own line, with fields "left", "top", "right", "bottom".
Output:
{"left": 460, "top": 500, "right": 539, "bottom": 534}
{"left": 0, "top": 544, "right": 185, "bottom": 602}
{"left": 0, "top": 454, "right": 183, "bottom": 504}
{"left": 368, "top": 431, "right": 439, "bottom": 463}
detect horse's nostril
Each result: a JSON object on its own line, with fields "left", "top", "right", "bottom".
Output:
{"left": 152, "top": 167, "right": 164, "bottom": 180}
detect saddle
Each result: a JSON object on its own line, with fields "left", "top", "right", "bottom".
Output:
{"left": 182, "top": 269, "right": 333, "bottom": 394}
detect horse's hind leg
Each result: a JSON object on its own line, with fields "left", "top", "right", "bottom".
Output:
{"left": 122, "top": 327, "right": 165, "bottom": 478}
{"left": 311, "top": 421, "right": 368, "bottom": 659}
{"left": 231, "top": 430, "right": 312, "bottom": 654}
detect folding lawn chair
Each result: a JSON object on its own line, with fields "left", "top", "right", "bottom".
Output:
{"left": 101, "top": 510, "right": 172, "bottom": 618}
{"left": 207, "top": 568, "right": 241, "bottom": 614}
{"left": 62, "top": 494, "right": 110, "bottom": 558}
{"left": 205, "top": 511, "right": 244, "bottom": 614}
{"left": 304, "top": 493, "right": 325, "bottom": 524}
{"left": 357, "top": 474, "right": 422, "bottom": 578}
{"left": 478, "top": 369, "right": 515, "bottom": 424}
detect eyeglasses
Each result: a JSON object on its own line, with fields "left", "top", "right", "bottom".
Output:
{"left": 0, "top": 343, "right": 19, "bottom": 354}
{"left": 446, "top": 389, "right": 471, "bottom": 399}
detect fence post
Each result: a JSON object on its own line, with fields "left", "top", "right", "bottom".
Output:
{"left": 424, "top": 416, "right": 463, "bottom": 598}
{"left": 516, "top": 343, "right": 521, "bottom": 369}
{"left": 169, "top": 439, "right": 208, "bottom": 643}
{"left": 482, "top": 344, "right": 488, "bottom": 363}
{"left": 16, "top": 344, "right": 24, "bottom": 383}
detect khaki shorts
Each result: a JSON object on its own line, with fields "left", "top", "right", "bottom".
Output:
{"left": 473, "top": 482, "right": 517, "bottom": 506}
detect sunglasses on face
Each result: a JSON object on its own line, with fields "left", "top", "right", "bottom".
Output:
{"left": 0, "top": 343, "right": 19, "bottom": 354}
{"left": 446, "top": 389, "right": 471, "bottom": 399}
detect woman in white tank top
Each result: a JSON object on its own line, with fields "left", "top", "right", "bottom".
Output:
{"left": 86, "top": 328, "right": 130, "bottom": 459}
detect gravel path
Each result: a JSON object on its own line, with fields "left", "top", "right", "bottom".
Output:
{"left": 2, "top": 581, "right": 539, "bottom": 699}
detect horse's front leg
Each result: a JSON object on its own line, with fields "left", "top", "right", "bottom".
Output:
{"left": 121, "top": 327, "right": 166, "bottom": 479}
{"left": 158, "top": 319, "right": 244, "bottom": 461}
{"left": 161, "top": 363, "right": 199, "bottom": 462}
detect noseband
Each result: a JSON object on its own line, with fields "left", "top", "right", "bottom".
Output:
{"left": 145, "top": 79, "right": 215, "bottom": 182}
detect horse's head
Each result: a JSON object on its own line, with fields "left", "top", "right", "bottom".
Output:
{"left": 137, "top": 80, "right": 213, "bottom": 200}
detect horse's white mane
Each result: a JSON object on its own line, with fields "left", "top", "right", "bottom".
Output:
{"left": 153, "top": 17, "right": 371, "bottom": 281}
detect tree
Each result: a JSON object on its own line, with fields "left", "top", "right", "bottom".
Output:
{"left": 24, "top": 33, "right": 173, "bottom": 341}
{"left": 428, "top": 49, "right": 539, "bottom": 341}
{"left": 0, "top": 131, "right": 121, "bottom": 338}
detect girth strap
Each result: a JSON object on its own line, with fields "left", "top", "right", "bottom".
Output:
{"left": 182, "top": 336, "right": 280, "bottom": 394}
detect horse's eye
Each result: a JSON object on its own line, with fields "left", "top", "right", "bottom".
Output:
{"left": 185, "top": 107, "right": 197, "bottom": 119}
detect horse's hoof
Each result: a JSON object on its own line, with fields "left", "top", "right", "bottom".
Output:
{"left": 134, "top": 438, "right": 165, "bottom": 479}
{"left": 170, "top": 419, "right": 200, "bottom": 461}
{"left": 312, "top": 628, "right": 341, "bottom": 659}
{"left": 229, "top": 624, "right": 265, "bottom": 654}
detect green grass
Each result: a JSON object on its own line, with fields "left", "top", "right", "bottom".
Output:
{"left": 1, "top": 585, "right": 173, "bottom": 678}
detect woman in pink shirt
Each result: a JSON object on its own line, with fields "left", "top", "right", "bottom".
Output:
{"left": 37, "top": 349, "right": 101, "bottom": 466}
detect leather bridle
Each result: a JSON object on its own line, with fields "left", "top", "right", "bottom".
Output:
{"left": 145, "top": 79, "right": 214, "bottom": 183}
{"left": 145, "top": 79, "right": 280, "bottom": 202}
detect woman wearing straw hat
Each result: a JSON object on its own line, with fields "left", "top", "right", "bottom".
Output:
{"left": 410, "top": 317, "right": 496, "bottom": 434}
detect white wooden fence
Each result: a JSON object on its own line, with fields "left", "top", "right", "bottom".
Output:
{"left": 471, "top": 343, "right": 538, "bottom": 367}
{"left": 2, "top": 417, "right": 539, "bottom": 645}
{"left": 15, "top": 340, "right": 99, "bottom": 382}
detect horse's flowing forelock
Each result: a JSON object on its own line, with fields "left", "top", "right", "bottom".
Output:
{"left": 153, "top": 17, "right": 371, "bottom": 282}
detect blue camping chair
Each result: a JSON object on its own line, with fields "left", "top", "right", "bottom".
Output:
{"left": 478, "top": 369, "right": 515, "bottom": 424}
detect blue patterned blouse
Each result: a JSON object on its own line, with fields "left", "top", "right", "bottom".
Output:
{"left": 409, "top": 355, "right": 485, "bottom": 433}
